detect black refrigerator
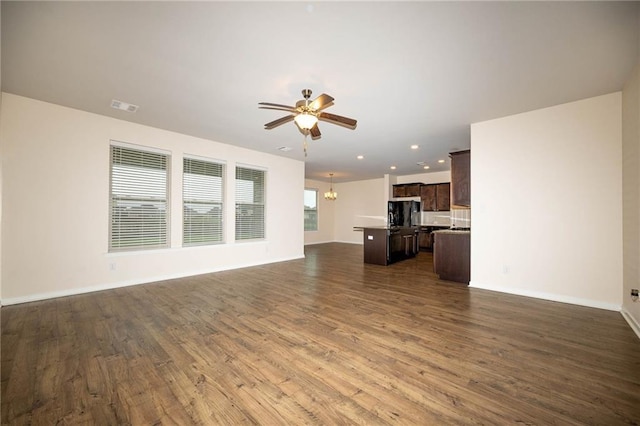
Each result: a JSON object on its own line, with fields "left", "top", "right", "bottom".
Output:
{"left": 388, "top": 201, "right": 420, "bottom": 227}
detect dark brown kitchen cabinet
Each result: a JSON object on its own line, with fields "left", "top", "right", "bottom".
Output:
{"left": 418, "top": 225, "right": 449, "bottom": 251}
{"left": 392, "top": 183, "right": 422, "bottom": 198}
{"left": 433, "top": 231, "right": 470, "bottom": 284}
{"left": 418, "top": 229, "right": 432, "bottom": 250}
{"left": 363, "top": 228, "right": 388, "bottom": 265}
{"left": 420, "top": 183, "right": 450, "bottom": 211}
{"left": 363, "top": 227, "right": 419, "bottom": 265}
{"left": 436, "top": 183, "right": 451, "bottom": 211}
{"left": 392, "top": 185, "right": 406, "bottom": 198}
{"left": 405, "top": 183, "right": 421, "bottom": 197}
{"left": 420, "top": 185, "right": 437, "bottom": 210}
{"left": 450, "top": 150, "right": 470, "bottom": 207}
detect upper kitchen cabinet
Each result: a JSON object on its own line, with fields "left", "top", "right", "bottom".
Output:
{"left": 436, "top": 183, "right": 451, "bottom": 211}
{"left": 450, "top": 150, "right": 470, "bottom": 207}
{"left": 392, "top": 183, "right": 421, "bottom": 198}
{"left": 420, "top": 183, "right": 450, "bottom": 211}
{"left": 420, "top": 184, "right": 436, "bottom": 210}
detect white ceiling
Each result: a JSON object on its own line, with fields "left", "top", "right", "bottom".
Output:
{"left": 2, "top": 1, "right": 639, "bottom": 182}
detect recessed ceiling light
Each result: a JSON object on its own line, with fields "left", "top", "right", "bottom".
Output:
{"left": 110, "top": 99, "right": 139, "bottom": 113}
{"left": 410, "top": 145, "right": 419, "bottom": 150}
{"left": 390, "top": 166, "right": 397, "bottom": 170}
{"left": 416, "top": 161, "right": 426, "bottom": 166}
{"left": 357, "top": 155, "right": 364, "bottom": 160}
{"left": 423, "top": 166, "right": 430, "bottom": 169}
{"left": 438, "top": 159, "right": 445, "bottom": 163}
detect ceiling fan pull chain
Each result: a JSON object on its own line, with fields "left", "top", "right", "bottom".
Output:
{"left": 303, "top": 133, "right": 308, "bottom": 157}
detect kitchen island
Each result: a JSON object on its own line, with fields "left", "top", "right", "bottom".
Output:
{"left": 432, "top": 229, "right": 470, "bottom": 284}
{"left": 360, "top": 226, "right": 419, "bottom": 265}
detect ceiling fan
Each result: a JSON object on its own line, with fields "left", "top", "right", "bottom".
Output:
{"left": 259, "top": 89, "right": 357, "bottom": 141}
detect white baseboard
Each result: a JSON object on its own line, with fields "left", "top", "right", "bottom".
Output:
{"left": 304, "top": 240, "right": 363, "bottom": 246}
{"left": 1, "top": 254, "right": 305, "bottom": 306}
{"left": 304, "top": 240, "right": 335, "bottom": 246}
{"left": 621, "top": 308, "right": 640, "bottom": 340}
{"left": 469, "top": 280, "right": 621, "bottom": 312}
{"left": 333, "top": 240, "right": 363, "bottom": 245}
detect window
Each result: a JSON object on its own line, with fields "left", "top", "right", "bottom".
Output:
{"left": 183, "top": 157, "right": 224, "bottom": 246}
{"left": 235, "top": 166, "right": 265, "bottom": 240}
{"left": 110, "top": 145, "right": 169, "bottom": 251}
{"left": 304, "top": 189, "right": 318, "bottom": 231}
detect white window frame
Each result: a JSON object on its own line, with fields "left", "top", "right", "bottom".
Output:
{"left": 183, "top": 156, "right": 225, "bottom": 246}
{"left": 109, "top": 143, "right": 170, "bottom": 251}
{"left": 235, "top": 165, "right": 266, "bottom": 241}
{"left": 304, "top": 188, "right": 318, "bottom": 232}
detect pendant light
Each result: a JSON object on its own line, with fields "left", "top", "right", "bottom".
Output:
{"left": 324, "top": 173, "right": 338, "bottom": 201}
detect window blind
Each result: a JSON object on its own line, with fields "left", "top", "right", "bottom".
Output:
{"left": 304, "top": 189, "right": 318, "bottom": 231}
{"left": 183, "top": 158, "right": 224, "bottom": 246}
{"left": 235, "top": 167, "right": 265, "bottom": 240}
{"left": 110, "top": 146, "right": 169, "bottom": 251}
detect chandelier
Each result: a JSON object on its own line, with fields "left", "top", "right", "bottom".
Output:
{"left": 324, "top": 173, "right": 338, "bottom": 201}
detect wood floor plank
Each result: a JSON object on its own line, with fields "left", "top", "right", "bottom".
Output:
{"left": 2, "top": 243, "right": 640, "bottom": 424}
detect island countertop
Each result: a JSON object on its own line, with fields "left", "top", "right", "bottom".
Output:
{"left": 353, "top": 226, "right": 418, "bottom": 231}
{"left": 431, "top": 229, "right": 471, "bottom": 235}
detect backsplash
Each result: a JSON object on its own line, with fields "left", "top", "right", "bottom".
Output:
{"left": 420, "top": 211, "right": 451, "bottom": 226}
{"left": 420, "top": 209, "right": 471, "bottom": 228}
{"left": 450, "top": 208, "right": 471, "bottom": 228}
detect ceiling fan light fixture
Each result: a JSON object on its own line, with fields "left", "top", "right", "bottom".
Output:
{"left": 259, "top": 89, "right": 357, "bottom": 156}
{"left": 294, "top": 112, "right": 318, "bottom": 130}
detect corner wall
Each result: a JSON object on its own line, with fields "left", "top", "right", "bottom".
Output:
{"left": 333, "top": 178, "right": 386, "bottom": 244}
{"left": 622, "top": 62, "right": 640, "bottom": 335}
{"left": 0, "top": 4, "right": 3, "bottom": 304}
{"left": 0, "top": 94, "right": 305, "bottom": 304}
{"left": 471, "top": 93, "right": 623, "bottom": 310}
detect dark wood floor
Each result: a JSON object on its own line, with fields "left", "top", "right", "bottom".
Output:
{"left": 2, "top": 243, "right": 639, "bottom": 425}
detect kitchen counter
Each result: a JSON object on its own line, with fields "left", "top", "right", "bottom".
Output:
{"left": 431, "top": 229, "right": 471, "bottom": 235}
{"left": 354, "top": 226, "right": 417, "bottom": 230}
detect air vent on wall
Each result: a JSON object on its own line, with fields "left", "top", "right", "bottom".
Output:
{"left": 110, "top": 99, "right": 139, "bottom": 113}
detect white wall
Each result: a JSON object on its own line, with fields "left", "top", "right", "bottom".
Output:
{"left": 0, "top": 5, "right": 3, "bottom": 303}
{"left": 334, "top": 178, "right": 386, "bottom": 244}
{"left": 471, "top": 93, "right": 623, "bottom": 310}
{"left": 396, "top": 171, "right": 451, "bottom": 186}
{"left": 0, "top": 93, "right": 305, "bottom": 304}
{"left": 304, "top": 178, "right": 336, "bottom": 245}
{"left": 622, "top": 62, "right": 640, "bottom": 334}
{"left": 0, "top": 92, "right": 3, "bottom": 303}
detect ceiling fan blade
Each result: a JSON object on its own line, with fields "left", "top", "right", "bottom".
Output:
{"left": 309, "top": 93, "right": 335, "bottom": 111}
{"left": 310, "top": 123, "right": 321, "bottom": 140}
{"left": 264, "top": 115, "right": 295, "bottom": 129}
{"left": 258, "top": 102, "right": 297, "bottom": 112}
{"left": 318, "top": 112, "right": 357, "bottom": 129}
{"left": 259, "top": 106, "right": 298, "bottom": 113}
